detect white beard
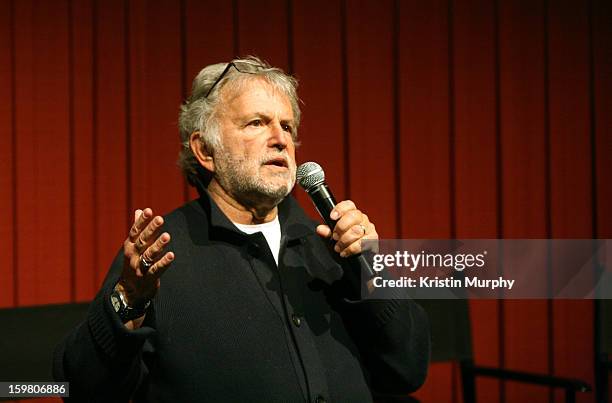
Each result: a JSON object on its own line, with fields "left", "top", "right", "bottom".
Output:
{"left": 213, "top": 147, "right": 296, "bottom": 208}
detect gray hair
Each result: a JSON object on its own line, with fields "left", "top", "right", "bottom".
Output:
{"left": 178, "top": 56, "right": 301, "bottom": 187}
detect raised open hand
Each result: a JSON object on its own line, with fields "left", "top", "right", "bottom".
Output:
{"left": 118, "top": 208, "right": 174, "bottom": 309}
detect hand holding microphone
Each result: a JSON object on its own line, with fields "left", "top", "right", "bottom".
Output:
{"left": 297, "top": 162, "right": 377, "bottom": 278}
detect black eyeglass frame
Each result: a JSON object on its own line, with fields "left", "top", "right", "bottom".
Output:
{"left": 204, "top": 61, "right": 263, "bottom": 98}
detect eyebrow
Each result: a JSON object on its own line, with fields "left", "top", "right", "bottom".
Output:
{"left": 239, "top": 112, "right": 295, "bottom": 126}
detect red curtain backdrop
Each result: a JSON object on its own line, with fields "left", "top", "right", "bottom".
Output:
{"left": 0, "top": 1, "right": 610, "bottom": 402}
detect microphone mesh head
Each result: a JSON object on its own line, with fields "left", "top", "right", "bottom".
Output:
{"left": 297, "top": 162, "right": 325, "bottom": 191}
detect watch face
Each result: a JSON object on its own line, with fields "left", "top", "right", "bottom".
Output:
{"left": 111, "top": 294, "right": 121, "bottom": 312}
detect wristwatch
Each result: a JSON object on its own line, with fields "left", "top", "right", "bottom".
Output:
{"left": 110, "top": 287, "right": 151, "bottom": 323}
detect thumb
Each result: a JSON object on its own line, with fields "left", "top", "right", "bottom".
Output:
{"left": 316, "top": 224, "right": 332, "bottom": 239}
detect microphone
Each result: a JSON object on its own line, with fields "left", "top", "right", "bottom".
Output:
{"left": 296, "top": 162, "right": 375, "bottom": 278}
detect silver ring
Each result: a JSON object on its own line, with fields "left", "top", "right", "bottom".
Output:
{"left": 140, "top": 255, "right": 154, "bottom": 270}
{"left": 359, "top": 224, "right": 367, "bottom": 235}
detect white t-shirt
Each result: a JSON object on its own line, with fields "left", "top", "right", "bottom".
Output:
{"left": 233, "top": 216, "right": 282, "bottom": 265}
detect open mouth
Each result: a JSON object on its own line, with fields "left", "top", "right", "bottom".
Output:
{"left": 264, "top": 157, "right": 288, "bottom": 168}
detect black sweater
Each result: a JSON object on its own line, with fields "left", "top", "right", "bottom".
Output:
{"left": 53, "top": 193, "right": 430, "bottom": 402}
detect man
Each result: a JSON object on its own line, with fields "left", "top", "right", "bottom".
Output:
{"left": 54, "top": 57, "right": 430, "bottom": 402}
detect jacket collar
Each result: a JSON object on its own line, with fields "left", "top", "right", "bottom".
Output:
{"left": 196, "top": 189, "right": 314, "bottom": 243}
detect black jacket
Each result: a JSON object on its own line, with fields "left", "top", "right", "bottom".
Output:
{"left": 53, "top": 193, "right": 430, "bottom": 402}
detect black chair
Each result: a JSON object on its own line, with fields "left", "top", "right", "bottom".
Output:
{"left": 0, "top": 302, "right": 89, "bottom": 395}
{"left": 419, "top": 299, "right": 591, "bottom": 403}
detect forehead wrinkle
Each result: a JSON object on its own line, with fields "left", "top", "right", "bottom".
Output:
{"left": 219, "top": 79, "right": 294, "bottom": 124}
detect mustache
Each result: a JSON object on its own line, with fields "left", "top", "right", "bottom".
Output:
{"left": 260, "top": 153, "right": 295, "bottom": 168}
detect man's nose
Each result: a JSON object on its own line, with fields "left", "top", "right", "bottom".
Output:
{"left": 268, "top": 121, "right": 288, "bottom": 150}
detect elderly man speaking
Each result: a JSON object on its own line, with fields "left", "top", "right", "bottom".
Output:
{"left": 54, "top": 57, "right": 430, "bottom": 402}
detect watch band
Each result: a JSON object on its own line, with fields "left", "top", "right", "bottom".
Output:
{"left": 110, "top": 288, "right": 151, "bottom": 323}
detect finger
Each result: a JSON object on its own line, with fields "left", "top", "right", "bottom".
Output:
{"left": 316, "top": 225, "right": 332, "bottom": 238}
{"left": 338, "top": 239, "right": 363, "bottom": 258}
{"left": 141, "top": 232, "right": 171, "bottom": 264}
{"left": 332, "top": 210, "right": 363, "bottom": 239}
{"left": 134, "top": 209, "right": 142, "bottom": 222}
{"left": 129, "top": 208, "right": 153, "bottom": 242}
{"left": 361, "top": 223, "right": 380, "bottom": 253}
{"left": 148, "top": 251, "right": 175, "bottom": 277}
{"left": 134, "top": 216, "right": 164, "bottom": 253}
{"left": 334, "top": 224, "right": 367, "bottom": 253}
{"left": 329, "top": 200, "right": 356, "bottom": 221}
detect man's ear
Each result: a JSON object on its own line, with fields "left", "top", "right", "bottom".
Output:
{"left": 190, "top": 132, "right": 215, "bottom": 172}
